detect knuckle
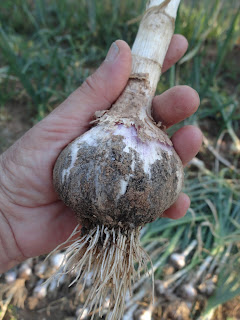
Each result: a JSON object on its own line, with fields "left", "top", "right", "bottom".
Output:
{"left": 80, "top": 74, "right": 99, "bottom": 98}
{"left": 78, "top": 72, "right": 112, "bottom": 107}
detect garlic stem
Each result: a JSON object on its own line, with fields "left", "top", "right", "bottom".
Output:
{"left": 166, "top": 267, "right": 191, "bottom": 286}
{"left": 194, "top": 256, "right": 213, "bottom": 284}
{"left": 216, "top": 244, "right": 232, "bottom": 274}
{"left": 155, "top": 264, "right": 192, "bottom": 296}
{"left": 123, "top": 304, "right": 139, "bottom": 320}
{"left": 207, "top": 255, "right": 219, "bottom": 276}
{"left": 132, "top": 0, "right": 181, "bottom": 91}
{"left": 125, "top": 285, "right": 149, "bottom": 310}
{"left": 180, "top": 256, "right": 213, "bottom": 301}
{"left": 107, "top": 0, "right": 182, "bottom": 137}
{"left": 132, "top": 257, "right": 163, "bottom": 292}
{"left": 183, "top": 240, "right": 198, "bottom": 258}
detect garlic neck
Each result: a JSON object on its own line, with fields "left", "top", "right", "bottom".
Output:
{"left": 97, "top": 0, "right": 181, "bottom": 143}
{"left": 98, "top": 78, "right": 172, "bottom": 144}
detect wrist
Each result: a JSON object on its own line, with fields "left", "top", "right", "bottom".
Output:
{"left": 0, "top": 153, "right": 24, "bottom": 272}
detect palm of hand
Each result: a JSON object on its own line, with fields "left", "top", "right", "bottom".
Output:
{"left": 0, "top": 127, "right": 78, "bottom": 258}
{"left": 0, "top": 38, "right": 202, "bottom": 264}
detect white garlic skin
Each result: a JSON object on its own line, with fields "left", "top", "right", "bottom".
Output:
{"left": 53, "top": 123, "right": 183, "bottom": 229}
{"left": 180, "top": 283, "right": 197, "bottom": 301}
{"left": 5, "top": 269, "right": 17, "bottom": 284}
{"left": 133, "top": 308, "right": 152, "bottom": 320}
{"left": 50, "top": 252, "right": 65, "bottom": 270}
{"left": 76, "top": 307, "right": 89, "bottom": 319}
{"left": 35, "top": 261, "right": 48, "bottom": 278}
{"left": 33, "top": 280, "right": 48, "bottom": 299}
{"left": 170, "top": 253, "right": 186, "bottom": 269}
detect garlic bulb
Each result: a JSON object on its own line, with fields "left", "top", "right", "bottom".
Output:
{"left": 4, "top": 269, "right": 17, "bottom": 284}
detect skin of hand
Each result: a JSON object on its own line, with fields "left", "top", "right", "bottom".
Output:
{"left": 0, "top": 36, "right": 202, "bottom": 273}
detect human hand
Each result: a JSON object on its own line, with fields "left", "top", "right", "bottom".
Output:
{"left": 0, "top": 37, "right": 202, "bottom": 272}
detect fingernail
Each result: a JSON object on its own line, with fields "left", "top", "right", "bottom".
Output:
{"left": 105, "top": 42, "right": 119, "bottom": 62}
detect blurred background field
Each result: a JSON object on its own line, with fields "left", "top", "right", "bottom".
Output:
{"left": 0, "top": 0, "right": 240, "bottom": 319}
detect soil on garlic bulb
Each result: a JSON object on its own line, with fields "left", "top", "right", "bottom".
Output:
{"left": 54, "top": 123, "right": 183, "bottom": 230}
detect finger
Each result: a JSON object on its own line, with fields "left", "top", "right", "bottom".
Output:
{"left": 152, "top": 86, "right": 200, "bottom": 128}
{"left": 172, "top": 125, "right": 203, "bottom": 166}
{"left": 163, "top": 193, "right": 190, "bottom": 219}
{"left": 162, "top": 34, "right": 188, "bottom": 73}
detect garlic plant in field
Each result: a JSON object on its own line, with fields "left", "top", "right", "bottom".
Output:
{"left": 49, "top": 0, "right": 183, "bottom": 319}
{"left": 27, "top": 253, "right": 68, "bottom": 310}
{"left": 169, "top": 240, "right": 198, "bottom": 269}
{"left": 179, "top": 256, "right": 213, "bottom": 302}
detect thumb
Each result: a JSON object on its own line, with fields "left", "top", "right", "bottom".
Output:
{"left": 32, "top": 40, "right": 132, "bottom": 149}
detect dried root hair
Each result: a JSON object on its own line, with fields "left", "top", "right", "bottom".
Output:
{"left": 0, "top": 278, "right": 27, "bottom": 309}
{"left": 46, "top": 224, "right": 153, "bottom": 320}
